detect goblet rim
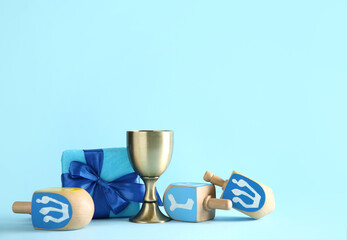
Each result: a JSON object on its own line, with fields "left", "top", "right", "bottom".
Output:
{"left": 127, "top": 130, "right": 172, "bottom": 133}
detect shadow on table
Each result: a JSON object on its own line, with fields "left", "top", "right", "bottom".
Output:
{"left": 213, "top": 216, "right": 255, "bottom": 222}
{"left": 0, "top": 217, "right": 35, "bottom": 233}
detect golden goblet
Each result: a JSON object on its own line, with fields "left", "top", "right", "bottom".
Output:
{"left": 127, "top": 130, "right": 173, "bottom": 223}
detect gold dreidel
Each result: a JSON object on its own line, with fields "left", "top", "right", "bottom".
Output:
{"left": 127, "top": 130, "right": 173, "bottom": 223}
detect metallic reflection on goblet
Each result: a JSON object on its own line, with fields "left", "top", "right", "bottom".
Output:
{"left": 127, "top": 130, "right": 173, "bottom": 223}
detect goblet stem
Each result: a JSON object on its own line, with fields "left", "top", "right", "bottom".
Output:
{"left": 143, "top": 177, "right": 158, "bottom": 202}
{"left": 129, "top": 176, "right": 171, "bottom": 223}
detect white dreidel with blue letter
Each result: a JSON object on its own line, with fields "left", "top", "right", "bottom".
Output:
{"left": 163, "top": 183, "right": 232, "bottom": 222}
{"left": 12, "top": 187, "right": 94, "bottom": 230}
{"left": 204, "top": 171, "right": 275, "bottom": 219}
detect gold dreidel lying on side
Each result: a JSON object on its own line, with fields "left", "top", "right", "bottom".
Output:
{"left": 13, "top": 187, "right": 94, "bottom": 230}
{"left": 204, "top": 171, "right": 275, "bottom": 219}
{"left": 163, "top": 183, "right": 232, "bottom": 222}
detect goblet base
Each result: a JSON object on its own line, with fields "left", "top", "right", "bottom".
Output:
{"left": 130, "top": 202, "right": 171, "bottom": 223}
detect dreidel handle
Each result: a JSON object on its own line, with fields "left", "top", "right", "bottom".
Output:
{"left": 203, "top": 171, "right": 228, "bottom": 190}
{"left": 12, "top": 201, "right": 31, "bottom": 214}
{"left": 203, "top": 195, "right": 232, "bottom": 211}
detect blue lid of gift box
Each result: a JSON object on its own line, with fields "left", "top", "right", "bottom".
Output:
{"left": 61, "top": 148, "right": 135, "bottom": 182}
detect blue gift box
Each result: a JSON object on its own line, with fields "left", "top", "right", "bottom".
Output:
{"left": 61, "top": 148, "right": 142, "bottom": 218}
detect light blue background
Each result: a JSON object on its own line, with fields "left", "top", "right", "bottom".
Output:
{"left": 0, "top": 0, "right": 346, "bottom": 239}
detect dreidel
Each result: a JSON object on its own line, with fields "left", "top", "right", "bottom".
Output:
{"left": 204, "top": 171, "right": 275, "bottom": 219}
{"left": 12, "top": 187, "right": 94, "bottom": 230}
{"left": 163, "top": 182, "right": 232, "bottom": 222}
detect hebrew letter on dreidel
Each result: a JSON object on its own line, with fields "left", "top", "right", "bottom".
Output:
{"left": 168, "top": 194, "right": 194, "bottom": 211}
{"left": 204, "top": 171, "right": 275, "bottom": 219}
{"left": 12, "top": 188, "right": 94, "bottom": 230}
{"left": 164, "top": 182, "right": 232, "bottom": 222}
{"left": 231, "top": 179, "right": 261, "bottom": 209}
{"left": 36, "top": 196, "right": 70, "bottom": 223}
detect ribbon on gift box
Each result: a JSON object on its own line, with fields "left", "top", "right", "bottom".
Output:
{"left": 61, "top": 149, "right": 162, "bottom": 218}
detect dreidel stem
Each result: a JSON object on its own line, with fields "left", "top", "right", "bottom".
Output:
{"left": 203, "top": 171, "right": 228, "bottom": 190}
{"left": 203, "top": 195, "right": 232, "bottom": 211}
{"left": 12, "top": 201, "right": 31, "bottom": 214}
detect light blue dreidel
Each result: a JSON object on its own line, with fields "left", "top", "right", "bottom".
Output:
{"left": 204, "top": 171, "right": 275, "bottom": 219}
{"left": 12, "top": 188, "right": 94, "bottom": 230}
{"left": 163, "top": 183, "right": 232, "bottom": 222}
